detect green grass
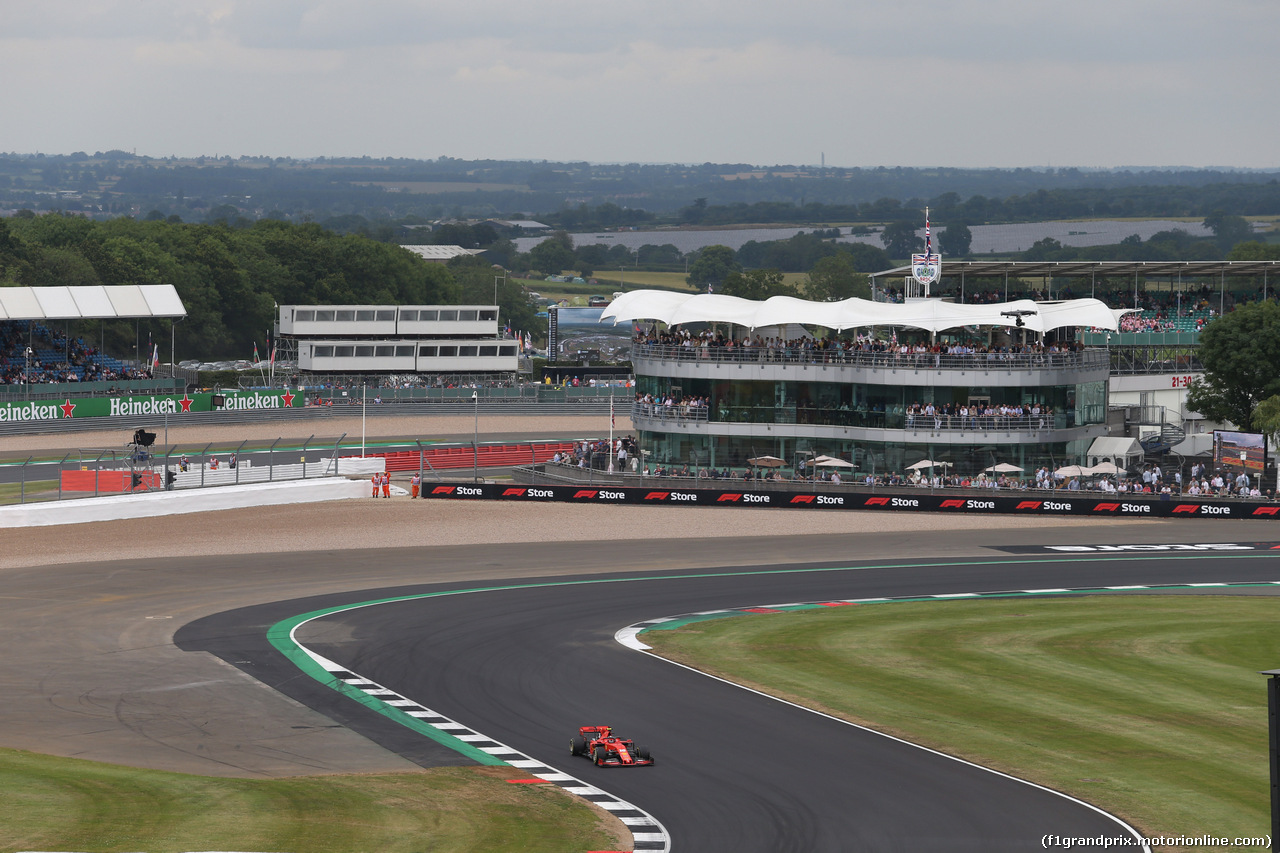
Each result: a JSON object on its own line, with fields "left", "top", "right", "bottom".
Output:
{"left": 589, "top": 269, "right": 809, "bottom": 292}
{"left": 646, "top": 596, "right": 1276, "bottom": 851}
{"left": 0, "top": 479, "right": 59, "bottom": 504}
{"left": 0, "top": 749, "right": 623, "bottom": 853}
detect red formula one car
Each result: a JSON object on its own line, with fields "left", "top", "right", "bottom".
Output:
{"left": 570, "top": 725, "right": 655, "bottom": 767}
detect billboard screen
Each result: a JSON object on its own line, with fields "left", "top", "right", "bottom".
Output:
{"left": 1213, "top": 430, "right": 1267, "bottom": 475}
{"left": 548, "top": 306, "right": 632, "bottom": 362}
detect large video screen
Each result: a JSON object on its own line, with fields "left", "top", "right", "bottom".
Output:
{"left": 549, "top": 307, "right": 633, "bottom": 362}
{"left": 1212, "top": 430, "right": 1267, "bottom": 475}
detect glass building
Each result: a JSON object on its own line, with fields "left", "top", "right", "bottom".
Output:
{"left": 608, "top": 291, "right": 1120, "bottom": 478}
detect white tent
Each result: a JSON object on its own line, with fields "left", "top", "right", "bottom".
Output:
{"left": 1086, "top": 437, "right": 1143, "bottom": 470}
{"left": 602, "top": 290, "right": 1128, "bottom": 334}
{"left": 0, "top": 285, "right": 186, "bottom": 320}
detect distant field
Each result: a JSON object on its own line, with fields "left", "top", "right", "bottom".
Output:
{"left": 646, "top": 595, "right": 1275, "bottom": 851}
{"left": 353, "top": 181, "right": 528, "bottom": 194}
{"left": 587, "top": 270, "right": 809, "bottom": 292}
{"left": 589, "top": 270, "right": 699, "bottom": 292}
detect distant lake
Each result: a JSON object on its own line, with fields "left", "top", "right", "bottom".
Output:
{"left": 514, "top": 219, "right": 1219, "bottom": 256}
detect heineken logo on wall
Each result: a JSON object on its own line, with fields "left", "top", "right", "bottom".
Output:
{"left": 912, "top": 253, "right": 941, "bottom": 286}
{"left": 0, "top": 390, "right": 300, "bottom": 423}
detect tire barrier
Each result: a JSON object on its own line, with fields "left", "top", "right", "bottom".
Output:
{"left": 420, "top": 481, "right": 1280, "bottom": 520}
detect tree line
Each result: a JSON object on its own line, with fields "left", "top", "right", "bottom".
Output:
{"left": 0, "top": 213, "right": 540, "bottom": 363}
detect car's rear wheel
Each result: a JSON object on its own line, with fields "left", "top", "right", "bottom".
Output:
{"left": 594, "top": 746, "right": 607, "bottom": 765}
{"left": 571, "top": 736, "right": 587, "bottom": 756}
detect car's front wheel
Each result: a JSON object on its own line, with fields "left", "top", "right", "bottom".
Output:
{"left": 594, "top": 746, "right": 607, "bottom": 766}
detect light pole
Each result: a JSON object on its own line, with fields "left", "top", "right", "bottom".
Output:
{"left": 472, "top": 391, "right": 479, "bottom": 483}
{"left": 24, "top": 347, "right": 32, "bottom": 401}
{"left": 1262, "top": 668, "right": 1280, "bottom": 848}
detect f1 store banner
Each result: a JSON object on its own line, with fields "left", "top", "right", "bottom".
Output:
{"left": 0, "top": 389, "right": 299, "bottom": 423}
{"left": 421, "top": 482, "right": 1280, "bottom": 520}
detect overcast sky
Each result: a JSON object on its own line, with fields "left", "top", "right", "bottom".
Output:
{"left": 5, "top": 0, "right": 1276, "bottom": 168}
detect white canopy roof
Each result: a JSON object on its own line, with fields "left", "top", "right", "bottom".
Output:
{"left": 0, "top": 285, "right": 186, "bottom": 320}
{"left": 602, "top": 290, "right": 1129, "bottom": 334}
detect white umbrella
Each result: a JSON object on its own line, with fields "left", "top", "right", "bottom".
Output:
{"left": 813, "top": 455, "right": 856, "bottom": 468}
{"left": 1055, "top": 464, "right": 1089, "bottom": 477}
{"left": 906, "top": 459, "right": 952, "bottom": 470}
{"left": 984, "top": 462, "right": 1024, "bottom": 473}
{"left": 748, "top": 455, "right": 786, "bottom": 468}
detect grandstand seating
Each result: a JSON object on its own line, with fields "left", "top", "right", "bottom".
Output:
{"left": 1121, "top": 308, "right": 1213, "bottom": 333}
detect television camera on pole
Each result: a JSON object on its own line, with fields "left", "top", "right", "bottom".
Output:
{"left": 999, "top": 309, "right": 1038, "bottom": 346}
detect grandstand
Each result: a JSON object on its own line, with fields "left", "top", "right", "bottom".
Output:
{"left": 0, "top": 285, "right": 187, "bottom": 397}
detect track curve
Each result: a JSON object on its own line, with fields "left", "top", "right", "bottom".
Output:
{"left": 181, "top": 551, "right": 1280, "bottom": 852}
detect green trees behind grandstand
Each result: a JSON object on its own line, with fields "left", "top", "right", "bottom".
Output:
{"left": 0, "top": 215, "right": 539, "bottom": 362}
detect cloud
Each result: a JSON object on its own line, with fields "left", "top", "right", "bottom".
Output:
{"left": 0, "top": 0, "right": 1276, "bottom": 166}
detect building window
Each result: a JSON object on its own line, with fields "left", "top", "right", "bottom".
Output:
{"left": 376, "top": 310, "right": 396, "bottom": 321}
{"left": 459, "top": 310, "right": 478, "bottom": 321}
{"left": 315, "top": 310, "right": 335, "bottom": 321}
{"left": 375, "top": 346, "right": 395, "bottom": 357}
{"left": 499, "top": 345, "right": 517, "bottom": 356}
{"left": 313, "top": 345, "right": 333, "bottom": 357}
{"left": 479, "top": 309, "right": 498, "bottom": 321}
{"left": 419, "top": 346, "right": 438, "bottom": 357}
{"left": 459, "top": 346, "right": 478, "bottom": 357}
{"left": 355, "top": 346, "right": 374, "bottom": 357}
{"left": 438, "top": 346, "right": 458, "bottom": 357}
{"left": 479, "top": 345, "right": 498, "bottom": 357}
{"left": 400, "top": 310, "right": 418, "bottom": 321}
{"left": 395, "top": 345, "right": 415, "bottom": 357}
{"left": 419, "top": 310, "right": 439, "bottom": 321}
{"left": 334, "top": 346, "right": 354, "bottom": 357}
{"left": 336, "top": 310, "right": 355, "bottom": 321}
{"left": 356, "top": 310, "right": 375, "bottom": 321}
{"left": 439, "top": 310, "right": 458, "bottom": 321}
{"left": 296, "top": 310, "right": 315, "bottom": 322}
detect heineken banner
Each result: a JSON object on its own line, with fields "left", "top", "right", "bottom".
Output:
{"left": 0, "top": 389, "right": 300, "bottom": 424}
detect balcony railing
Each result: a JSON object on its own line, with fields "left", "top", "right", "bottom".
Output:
{"left": 630, "top": 402, "right": 1104, "bottom": 432}
{"left": 631, "top": 342, "right": 1109, "bottom": 372}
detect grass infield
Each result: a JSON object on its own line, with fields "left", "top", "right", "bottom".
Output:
{"left": 0, "top": 754, "right": 624, "bottom": 853}
{"left": 644, "top": 595, "right": 1275, "bottom": 851}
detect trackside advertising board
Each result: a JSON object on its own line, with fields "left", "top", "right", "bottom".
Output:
{"left": 0, "top": 389, "right": 300, "bottom": 424}
{"left": 421, "top": 483, "right": 1280, "bottom": 520}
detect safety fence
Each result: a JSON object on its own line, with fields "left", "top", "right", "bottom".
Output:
{"left": 0, "top": 435, "right": 355, "bottom": 505}
{"left": 0, "top": 394, "right": 621, "bottom": 436}
{"left": 0, "top": 437, "right": 594, "bottom": 506}
{"left": 369, "top": 441, "right": 577, "bottom": 473}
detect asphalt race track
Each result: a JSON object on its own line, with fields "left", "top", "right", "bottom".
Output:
{"left": 177, "top": 547, "right": 1280, "bottom": 852}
